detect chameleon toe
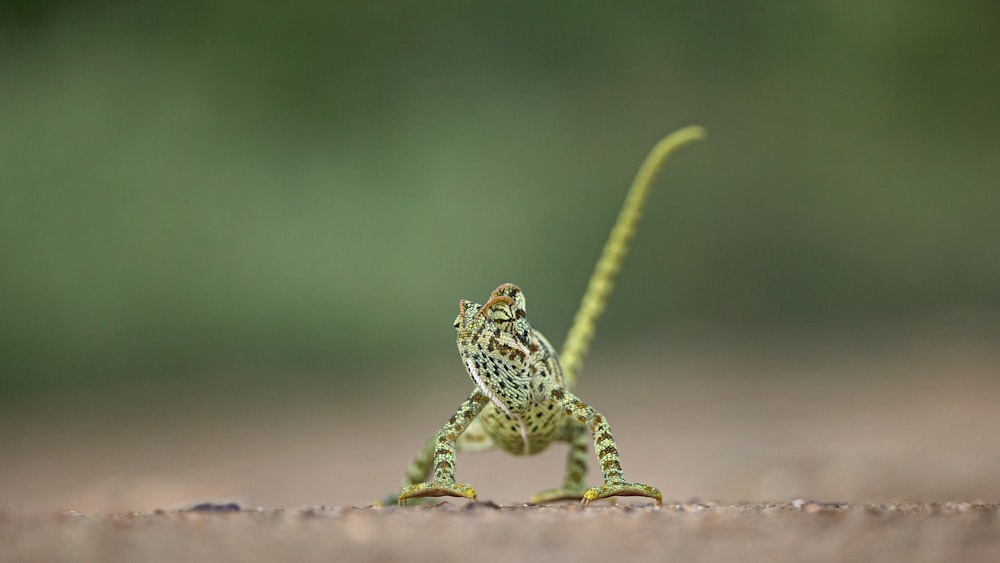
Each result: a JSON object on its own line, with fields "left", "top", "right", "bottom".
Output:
{"left": 582, "top": 482, "right": 663, "bottom": 506}
{"left": 529, "top": 487, "right": 589, "bottom": 504}
{"left": 398, "top": 482, "right": 478, "bottom": 506}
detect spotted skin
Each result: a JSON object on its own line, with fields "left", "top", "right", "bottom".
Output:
{"left": 392, "top": 126, "right": 706, "bottom": 506}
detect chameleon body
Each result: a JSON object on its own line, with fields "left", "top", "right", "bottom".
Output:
{"left": 393, "top": 126, "right": 706, "bottom": 506}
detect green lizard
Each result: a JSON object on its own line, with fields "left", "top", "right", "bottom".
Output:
{"left": 390, "top": 125, "right": 706, "bottom": 506}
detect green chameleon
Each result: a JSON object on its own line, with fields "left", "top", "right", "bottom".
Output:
{"left": 389, "top": 125, "right": 706, "bottom": 506}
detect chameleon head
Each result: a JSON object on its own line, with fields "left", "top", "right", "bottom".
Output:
{"left": 454, "top": 283, "right": 535, "bottom": 402}
{"left": 454, "top": 283, "right": 531, "bottom": 354}
{"left": 454, "top": 283, "right": 535, "bottom": 448}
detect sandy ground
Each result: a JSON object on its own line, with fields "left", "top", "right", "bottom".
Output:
{"left": 3, "top": 328, "right": 999, "bottom": 560}
{"left": 3, "top": 501, "right": 999, "bottom": 563}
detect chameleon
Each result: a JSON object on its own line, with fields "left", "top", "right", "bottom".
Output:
{"left": 389, "top": 125, "right": 706, "bottom": 506}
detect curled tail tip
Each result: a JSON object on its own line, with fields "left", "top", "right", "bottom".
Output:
{"left": 686, "top": 124, "right": 708, "bottom": 137}
{"left": 663, "top": 124, "right": 708, "bottom": 145}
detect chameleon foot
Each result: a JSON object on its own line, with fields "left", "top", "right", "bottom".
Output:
{"left": 398, "top": 482, "right": 478, "bottom": 506}
{"left": 582, "top": 482, "right": 663, "bottom": 506}
{"left": 529, "top": 487, "right": 589, "bottom": 504}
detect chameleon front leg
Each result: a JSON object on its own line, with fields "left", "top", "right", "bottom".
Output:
{"left": 378, "top": 417, "right": 497, "bottom": 506}
{"left": 397, "top": 389, "right": 489, "bottom": 506}
{"left": 552, "top": 388, "right": 663, "bottom": 506}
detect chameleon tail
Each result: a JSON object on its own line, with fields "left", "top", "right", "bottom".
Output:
{"left": 559, "top": 125, "right": 706, "bottom": 389}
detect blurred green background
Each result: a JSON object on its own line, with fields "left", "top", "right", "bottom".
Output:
{"left": 2, "top": 0, "right": 998, "bottom": 406}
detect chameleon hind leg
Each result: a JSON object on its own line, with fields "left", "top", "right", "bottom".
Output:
{"left": 529, "top": 421, "right": 590, "bottom": 503}
{"left": 553, "top": 388, "right": 662, "bottom": 505}
{"left": 377, "top": 430, "right": 437, "bottom": 506}
{"left": 398, "top": 389, "right": 489, "bottom": 505}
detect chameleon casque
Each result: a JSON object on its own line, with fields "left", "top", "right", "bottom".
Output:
{"left": 390, "top": 126, "right": 706, "bottom": 506}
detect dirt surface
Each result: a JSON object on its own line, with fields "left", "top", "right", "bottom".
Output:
{"left": 4, "top": 501, "right": 999, "bottom": 563}
{"left": 3, "top": 330, "right": 1000, "bottom": 560}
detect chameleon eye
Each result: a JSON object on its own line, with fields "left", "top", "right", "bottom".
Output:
{"left": 516, "top": 327, "right": 530, "bottom": 346}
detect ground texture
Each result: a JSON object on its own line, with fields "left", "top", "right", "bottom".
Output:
{"left": 4, "top": 501, "right": 999, "bottom": 563}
